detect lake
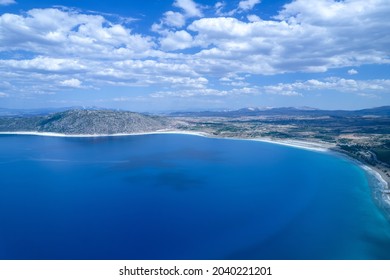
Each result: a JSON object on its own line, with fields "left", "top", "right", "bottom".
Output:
{"left": 0, "top": 133, "right": 390, "bottom": 259}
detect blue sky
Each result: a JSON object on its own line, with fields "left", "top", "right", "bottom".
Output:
{"left": 0, "top": 0, "right": 389, "bottom": 112}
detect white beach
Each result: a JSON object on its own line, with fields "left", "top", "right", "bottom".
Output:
{"left": 0, "top": 130, "right": 331, "bottom": 151}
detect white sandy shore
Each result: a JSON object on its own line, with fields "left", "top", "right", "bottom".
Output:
{"left": 361, "top": 165, "right": 390, "bottom": 209}
{"left": 0, "top": 130, "right": 209, "bottom": 138}
{"left": 325, "top": 148, "right": 390, "bottom": 206}
{"left": 249, "top": 138, "right": 332, "bottom": 152}
{"left": 0, "top": 130, "right": 331, "bottom": 152}
{"left": 361, "top": 165, "right": 389, "bottom": 189}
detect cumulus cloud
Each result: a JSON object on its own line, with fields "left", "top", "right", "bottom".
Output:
{"left": 348, "top": 69, "right": 358, "bottom": 75}
{"left": 151, "top": 87, "right": 258, "bottom": 98}
{"left": 160, "top": 30, "right": 194, "bottom": 51}
{"left": 247, "top": 14, "right": 261, "bottom": 22}
{"left": 262, "top": 78, "right": 390, "bottom": 96}
{"left": 162, "top": 11, "right": 186, "bottom": 27}
{"left": 215, "top": 2, "right": 225, "bottom": 15}
{"left": 60, "top": 78, "right": 82, "bottom": 88}
{"left": 153, "top": 77, "right": 390, "bottom": 99}
{"left": 0, "top": 8, "right": 154, "bottom": 58}
{"left": 238, "top": 0, "right": 261, "bottom": 11}
{"left": 0, "top": 8, "right": 174, "bottom": 95}
{"left": 0, "top": 56, "right": 86, "bottom": 72}
{"left": 154, "top": 0, "right": 203, "bottom": 35}
{"left": 187, "top": 0, "right": 390, "bottom": 74}
{"left": 0, "top": 0, "right": 16, "bottom": 6}
{"left": 219, "top": 73, "right": 250, "bottom": 87}
{"left": 218, "top": 0, "right": 261, "bottom": 16}
{"left": 1, "top": 1, "right": 390, "bottom": 102}
{"left": 159, "top": 0, "right": 390, "bottom": 76}
{"left": 173, "top": 0, "right": 203, "bottom": 17}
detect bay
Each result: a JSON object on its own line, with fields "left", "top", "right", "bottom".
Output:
{"left": 0, "top": 134, "right": 389, "bottom": 259}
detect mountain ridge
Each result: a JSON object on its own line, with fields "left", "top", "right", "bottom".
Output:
{"left": 169, "top": 106, "right": 390, "bottom": 117}
{"left": 0, "top": 109, "right": 173, "bottom": 134}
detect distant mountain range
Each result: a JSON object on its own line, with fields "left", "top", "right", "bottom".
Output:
{"left": 169, "top": 106, "right": 390, "bottom": 117}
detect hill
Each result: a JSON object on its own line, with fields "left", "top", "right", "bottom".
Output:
{"left": 0, "top": 109, "right": 173, "bottom": 134}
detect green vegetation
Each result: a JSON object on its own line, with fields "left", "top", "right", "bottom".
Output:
{"left": 373, "top": 147, "right": 390, "bottom": 165}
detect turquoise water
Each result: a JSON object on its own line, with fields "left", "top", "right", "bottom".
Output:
{"left": 0, "top": 134, "right": 390, "bottom": 259}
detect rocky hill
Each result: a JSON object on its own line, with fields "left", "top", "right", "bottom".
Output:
{"left": 0, "top": 109, "right": 173, "bottom": 134}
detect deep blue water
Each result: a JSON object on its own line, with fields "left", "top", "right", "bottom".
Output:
{"left": 0, "top": 134, "right": 390, "bottom": 260}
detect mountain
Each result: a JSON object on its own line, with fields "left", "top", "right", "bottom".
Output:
{"left": 355, "top": 106, "right": 390, "bottom": 116}
{"left": 0, "top": 109, "right": 173, "bottom": 134}
{"left": 169, "top": 106, "right": 390, "bottom": 117}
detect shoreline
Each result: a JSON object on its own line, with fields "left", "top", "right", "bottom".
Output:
{"left": 0, "top": 130, "right": 331, "bottom": 152}
{"left": 327, "top": 148, "right": 390, "bottom": 209}
{"left": 0, "top": 130, "right": 210, "bottom": 138}
{"left": 1, "top": 130, "right": 389, "bottom": 206}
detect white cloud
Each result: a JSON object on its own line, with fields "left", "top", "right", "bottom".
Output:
{"left": 219, "top": 0, "right": 261, "bottom": 16}
{"left": 189, "top": 17, "right": 252, "bottom": 37}
{"left": 357, "top": 93, "right": 379, "bottom": 98}
{"left": 0, "top": 8, "right": 154, "bottom": 58}
{"left": 247, "top": 14, "right": 261, "bottom": 22}
{"left": 160, "top": 30, "right": 194, "bottom": 51}
{"left": 220, "top": 73, "right": 250, "bottom": 87}
{"left": 173, "top": 0, "right": 203, "bottom": 17}
{"left": 215, "top": 2, "right": 225, "bottom": 15}
{"left": 238, "top": 0, "right": 261, "bottom": 11}
{"left": 262, "top": 78, "right": 390, "bottom": 95}
{"left": 156, "top": 0, "right": 390, "bottom": 78}
{"left": 113, "top": 97, "right": 132, "bottom": 102}
{"left": 60, "top": 78, "right": 82, "bottom": 88}
{"left": 1, "top": 2, "right": 390, "bottom": 103}
{"left": 0, "top": 0, "right": 16, "bottom": 6}
{"left": 153, "top": 0, "right": 202, "bottom": 35}
{"left": 348, "top": 69, "right": 358, "bottom": 75}
{"left": 0, "top": 56, "right": 86, "bottom": 72}
{"left": 262, "top": 84, "right": 302, "bottom": 96}
{"left": 112, "top": 59, "right": 198, "bottom": 77}
{"left": 187, "top": 0, "right": 390, "bottom": 74}
{"left": 156, "top": 77, "right": 390, "bottom": 99}
{"left": 162, "top": 11, "right": 186, "bottom": 27}
{"left": 0, "top": 92, "right": 8, "bottom": 97}
{"left": 152, "top": 87, "right": 246, "bottom": 98}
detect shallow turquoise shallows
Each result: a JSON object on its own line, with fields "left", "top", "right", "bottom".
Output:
{"left": 0, "top": 134, "right": 390, "bottom": 259}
